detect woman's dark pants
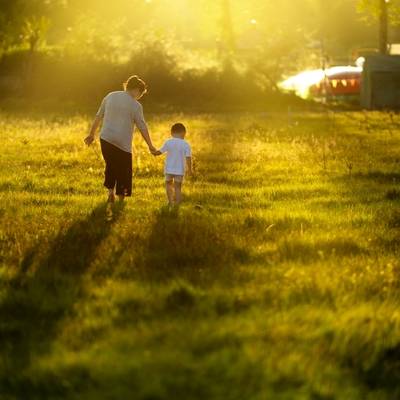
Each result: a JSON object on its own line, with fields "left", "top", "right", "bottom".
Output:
{"left": 100, "top": 139, "right": 132, "bottom": 196}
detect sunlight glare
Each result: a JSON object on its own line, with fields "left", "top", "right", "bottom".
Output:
{"left": 279, "top": 66, "right": 362, "bottom": 99}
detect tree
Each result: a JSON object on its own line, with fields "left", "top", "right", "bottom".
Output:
{"left": 22, "top": 16, "right": 50, "bottom": 53}
{"left": 0, "top": 0, "right": 21, "bottom": 55}
{"left": 358, "top": 0, "right": 400, "bottom": 24}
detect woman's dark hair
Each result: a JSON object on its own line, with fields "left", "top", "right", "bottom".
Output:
{"left": 171, "top": 123, "right": 186, "bottom": 134}
{"left": 124, "top": 75, "right": 147, "bottom": 94}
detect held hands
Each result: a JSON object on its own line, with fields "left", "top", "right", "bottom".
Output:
{"left": 149, "top": 145, "right": 162, "bottom": 156}
{"left": 84, "top": 135, "right": 95, "bottom": 146}
{"left": 148, "top": 144, "right": 158, "bottom": 155}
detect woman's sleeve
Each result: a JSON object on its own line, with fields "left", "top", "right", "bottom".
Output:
{"left": 133, "top": 104, "right": 148, "bottom": 133}
{"left": 96, "top": 96, "right": 107, "bottom": 117}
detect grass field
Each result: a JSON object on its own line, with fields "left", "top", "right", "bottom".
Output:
{"left": 1, "top": 110, "right": 400, "bottom": 400}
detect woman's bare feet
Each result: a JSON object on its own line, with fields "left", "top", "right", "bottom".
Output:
{"left": 108, "top": 190, "right": 115, "bottom": 203}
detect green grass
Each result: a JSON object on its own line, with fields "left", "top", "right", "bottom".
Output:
{"left": 1, "top": 110, "right": 400, "bottom": 399}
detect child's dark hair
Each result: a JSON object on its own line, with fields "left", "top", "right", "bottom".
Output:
{"left": 171, "top": 123, "right": 186, "bottom": 135}
{"left": 124, "top": 75, "right": 147, "bottom": 94}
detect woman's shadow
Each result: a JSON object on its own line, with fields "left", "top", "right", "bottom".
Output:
{"left": 0, "top": 202, "right": 124, "bottom": 396}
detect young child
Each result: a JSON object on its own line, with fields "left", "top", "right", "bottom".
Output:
{"left": 154, "top": 123, "right": 192, "bottom": 206}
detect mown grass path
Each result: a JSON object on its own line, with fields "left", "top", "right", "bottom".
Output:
{"left": 0, "top": 111, "right": 399, "bottom": 399}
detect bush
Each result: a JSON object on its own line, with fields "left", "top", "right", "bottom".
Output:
{"left": 0, "top": 45, "right": 309, "bottom": 112}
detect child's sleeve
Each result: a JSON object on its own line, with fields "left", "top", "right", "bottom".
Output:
{"left": 159, "top": 141, "right": 169, "bottom": 154}
{"left": 185, "top": 143, "right": 192, "bottom": 157}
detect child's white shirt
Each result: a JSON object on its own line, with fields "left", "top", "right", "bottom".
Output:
{"left": 160, "top": 137, "right": 191, "bottom": 175}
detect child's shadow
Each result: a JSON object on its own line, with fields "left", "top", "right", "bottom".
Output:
{"left": 139, "top": 206, "right": 239, "bottom": 283}
{"left": 0, "top": 202, "right": 124, "bottom": 395}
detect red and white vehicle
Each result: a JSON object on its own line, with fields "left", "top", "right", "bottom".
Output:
{"left": 280, "top": 65, "right": 362, "bottom": 100}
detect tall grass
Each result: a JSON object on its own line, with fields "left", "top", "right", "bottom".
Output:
{"left": 0, "top": 110, "right": 399, "bottom": 399}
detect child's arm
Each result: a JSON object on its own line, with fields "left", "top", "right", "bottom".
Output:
{"left": 186, "top": 157, "right": 193, "bottom": 175}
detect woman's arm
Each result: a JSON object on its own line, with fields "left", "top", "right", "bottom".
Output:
{"left": 134, "top": 104, "right": 157, "bottom": 154}
{"left": 138, "top": 126, "right": 157, "bottom": 154}
{"left": 84, "top": 115, "right": 102, "bottom": 146}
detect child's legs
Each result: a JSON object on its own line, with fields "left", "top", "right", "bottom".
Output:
{"left": 172, "top": 175, "right": 183, "bottom": 204}
{"left": 165, "top": 175, "right": 184, "bottom": 205}
{"left": 165, "top": 178, "right": 174, "bottom": 205}
{"left": 174, "top": 181, "right": 182, "bottom": 204}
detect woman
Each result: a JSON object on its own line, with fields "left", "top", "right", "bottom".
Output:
{"left": 85, "top": 75, "right": 156, "bottom": 203}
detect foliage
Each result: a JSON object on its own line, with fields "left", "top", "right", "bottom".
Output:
{"left": 0, "top": 110, "right": 400, "bottom": 398}
{"left": 358, "top": 0, "right": 400, "bottom": 25}
{"left": 0, "top": 0, "right": 387, "bottom": 106}
{"left": 21, "top": 15, "right": 51, "bottom": 52}
{"left": 0, "top": 40, "right": 306, "bottom": 110}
